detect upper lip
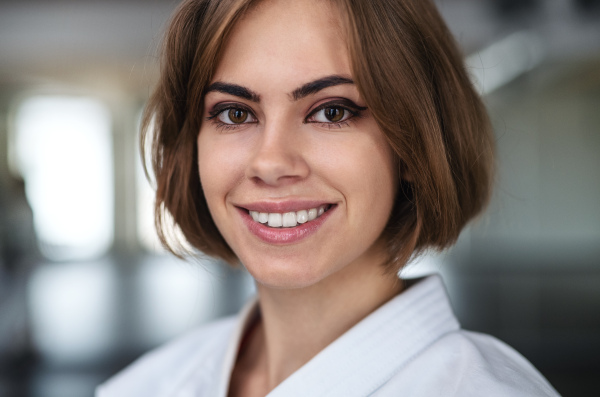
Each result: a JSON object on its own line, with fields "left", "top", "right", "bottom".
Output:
{"left": 236, "top": 200, "right": 335, "bottom": 213}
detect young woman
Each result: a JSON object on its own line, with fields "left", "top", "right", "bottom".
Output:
{"left": 97, "top": 0, "right": 559, "bottom": 395}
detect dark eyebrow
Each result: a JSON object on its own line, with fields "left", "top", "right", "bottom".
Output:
{"left": 290, "top": 75, "right": 355, "bottom": 101}
{"left": 204, "top": 82, "right": 261, "bottom": 102}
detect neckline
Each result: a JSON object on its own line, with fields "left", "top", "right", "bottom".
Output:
{"left": 218, "top": 274, "right": 459, "bottom": 397}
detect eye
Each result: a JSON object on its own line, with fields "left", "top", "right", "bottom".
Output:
{"left": 305, "top": 99, "right": 367, "bottom": 126}
{"left": 310, "top": 106, "right": 351, "bottom": 123}
{"left": 216, "top": 107, "right": 256, "bottom": 124}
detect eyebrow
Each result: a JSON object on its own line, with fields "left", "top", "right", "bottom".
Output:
{"left": 204, "top": 75, "right": 355, "bottom": 103}
{"left": 290, "top": 75, "right": 355, "bottom": 101}
{"left": 204, "top": 82, "right": 261, "bottom": 102}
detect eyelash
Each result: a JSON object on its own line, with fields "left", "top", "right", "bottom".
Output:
{"left": 205, "top": 100, "right": 366, "bottom": 131}
{"left": 306, "top": 100, "right": 366, "bottom": 129}
{"left": 206, "top": 103, "right": 257, "bottom": 131}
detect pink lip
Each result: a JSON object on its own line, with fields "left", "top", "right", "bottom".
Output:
{"left": 236, "top": 205, "right": 336, "bottom": 245}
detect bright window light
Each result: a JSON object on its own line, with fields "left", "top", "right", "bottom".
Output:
{"left": 13, "top": 96, "right": 114, "bottom": 260}
{"left": 28, "top": 260, "right": 117, "bottom": 365}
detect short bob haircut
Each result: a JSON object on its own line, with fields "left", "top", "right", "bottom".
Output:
{"left": 142, "top": 0, "right": 495, "bottom": 271}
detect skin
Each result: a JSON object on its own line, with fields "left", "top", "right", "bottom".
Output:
{"left": 197, "top": 0, "right": 404, "bottom": 395}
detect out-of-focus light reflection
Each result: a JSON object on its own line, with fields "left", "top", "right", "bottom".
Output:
{"left": 137, "top": 257, "right": 228, "bottom": 346}
{"left": 28, "top": 260, "right": 116, "bottom": 365}
{"left": 466, "top": 31, "right": 544, "bottom": 95}
{"left": 12, "top": 96, "right": 113, "bottom": 260}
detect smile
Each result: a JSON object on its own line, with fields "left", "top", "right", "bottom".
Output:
{"left": 237, "top": 202, "right": 337, "bottom": 244}
{"left": 249, "top": 205, "right": 332, "bottom": 228}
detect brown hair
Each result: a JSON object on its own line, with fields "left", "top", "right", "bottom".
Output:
{"left": 142, "top": 0, "right": 495, "bottom": 270}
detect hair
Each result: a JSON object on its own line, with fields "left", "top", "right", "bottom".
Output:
{"left": 142, "top": 0, "right": 495, "bottom": 271}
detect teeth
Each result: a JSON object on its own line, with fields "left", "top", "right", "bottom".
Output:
{"left": 258, "top": 212, "right": 268, "bottom": 223}
{"left": 249, "top": 205, "right": 331, "bottom": 228}
{"left": 268, "top": 213, "right": 283, "bottom": 227}
{"left": 296, "top": 210, "right": 308, "bottom": 224}
{"left": 282, "top": 212, "right": 297, "bottom": 227}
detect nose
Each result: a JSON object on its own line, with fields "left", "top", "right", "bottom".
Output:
{"left": 246, "top": 122, "right": 310, "bottom": 186}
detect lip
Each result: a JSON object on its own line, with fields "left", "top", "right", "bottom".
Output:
{"left": 236, "top": 203, "right": 337, "bottom": 245}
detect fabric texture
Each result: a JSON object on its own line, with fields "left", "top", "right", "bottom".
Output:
{"left": 96, "top": 275, "right": 560, "bottom": 396}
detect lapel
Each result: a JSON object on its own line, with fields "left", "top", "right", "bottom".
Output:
{"left": 267, "top": 275, "right": 460, "bottom": 397}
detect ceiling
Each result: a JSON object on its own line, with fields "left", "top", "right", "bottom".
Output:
{"left": 0, "top": 0, "right": 599, "bottom": 95}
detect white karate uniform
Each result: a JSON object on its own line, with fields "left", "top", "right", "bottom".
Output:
{"left": 96, "top": 275, "right": 560, "bottom": 396}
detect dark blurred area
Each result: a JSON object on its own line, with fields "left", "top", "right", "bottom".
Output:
{"left": 0, "top": 0, "right": 599, "bottom": 396}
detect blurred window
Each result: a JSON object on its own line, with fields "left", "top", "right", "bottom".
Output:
{"left": 11, "top": 95, "right": 114, "bottom": 260}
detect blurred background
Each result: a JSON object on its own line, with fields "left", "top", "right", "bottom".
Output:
{"left": 0, "top": 0, "right": 598, "bottom": 396}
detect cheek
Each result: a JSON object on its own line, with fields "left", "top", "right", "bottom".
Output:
{"left": 314, "top": 131, "right": 397, "bottom": 225}
{"left": 352, "top": 147, "right": 396, "bottom": 227}
{"left": 197, "top": 134, "right": 217, "bottom": 202}
{"left": 197, "top": 132, "right": 243, "bottom": 210}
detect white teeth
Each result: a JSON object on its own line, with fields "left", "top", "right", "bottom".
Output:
{"left": 249, "top": 205, "right": 331, "bottom": 228}
{"left": 258, "top": 212, "right": 269, "bottom": 223}
{"left": 282, "top": 212, "right": 297, "bottom": 227}
{"left": 268, "top": 213, "right": 283, "bottom": 227}
{"left": 296, "top": 210, "right": 308, "bottom": 224}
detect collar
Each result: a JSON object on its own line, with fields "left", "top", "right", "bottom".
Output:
{"left": 218, "top": 274, "right": 459, "bottom": 397}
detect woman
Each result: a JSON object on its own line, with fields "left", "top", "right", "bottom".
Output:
{"left": 98, "top": 0, "right": 559, "bottom": 395}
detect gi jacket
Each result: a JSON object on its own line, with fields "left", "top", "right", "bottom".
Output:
{"left": 96, "top": 275, "right": 560, "bottom": 396}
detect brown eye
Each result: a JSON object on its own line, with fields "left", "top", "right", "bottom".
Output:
{"left": 305, "top": 100, "right": 365, "bottom": 126}
{"left": 308, "top": 104, "right": 354, "bottom": 124}
{"left": 324, "top": 106, "right": 344, "bottom": 122}
{"left": 214, "top": 107, "right": 256, "bottom": 126}
{"left": 228, "top": 108, "right": 248, "bottom": 124}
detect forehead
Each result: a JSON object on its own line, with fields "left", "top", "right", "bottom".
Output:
{"left": 213, "top": 0, "right": 351, "bottom": 91}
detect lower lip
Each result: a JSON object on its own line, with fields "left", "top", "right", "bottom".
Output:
{"left": 237, "top": 206, "right": 336, "bottom": 244}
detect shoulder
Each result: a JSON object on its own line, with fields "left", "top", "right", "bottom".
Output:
{"left": 95, "top": 315, "right": 237, "bottom": 397}
{"left": 378, "top": 330, "right": 560, "bottom": 397}
{"left": 443, "top": 331, "right": 558, "bottom": 396}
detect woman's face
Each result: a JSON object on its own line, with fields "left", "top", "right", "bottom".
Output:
{"left": 198, "top": 0, "right": 397, "bottom": 289}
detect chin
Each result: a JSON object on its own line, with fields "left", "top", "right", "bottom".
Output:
{"left": 241, "top": 255, "right": 333, "bottom": 290}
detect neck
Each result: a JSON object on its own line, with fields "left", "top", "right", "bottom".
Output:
{"left": 248, "top": 252, "right": 403, "bottom": 392}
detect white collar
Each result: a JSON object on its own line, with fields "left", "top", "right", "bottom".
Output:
{"left": 217, "top": 274, "right": 459, "bottom": 397}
